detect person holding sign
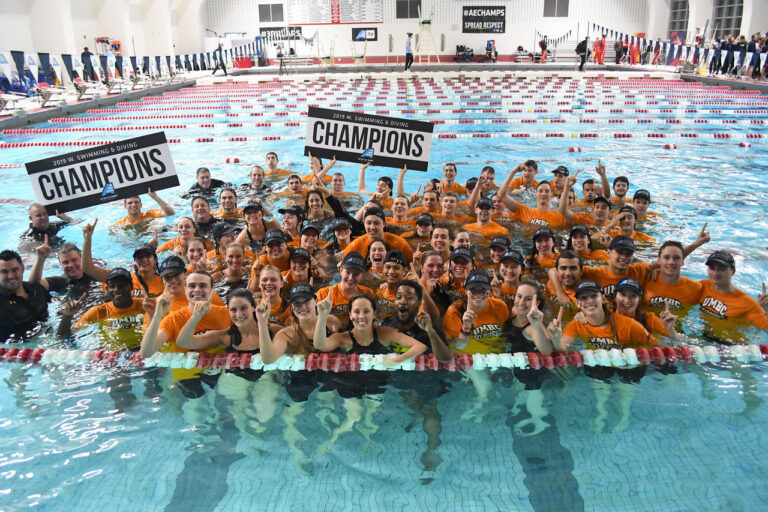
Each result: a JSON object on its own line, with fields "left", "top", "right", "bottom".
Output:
{"left": 20, "top": 203, "right": 79, "bottom": 247}
{"left": 116, "top": 189, "right": 175, "bottom": 227}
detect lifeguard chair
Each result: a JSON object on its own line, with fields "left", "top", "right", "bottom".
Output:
{"left": 415, "top": 7, "right": 438, "bottom": 64}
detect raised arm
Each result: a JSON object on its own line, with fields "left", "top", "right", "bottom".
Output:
{"left": 547, "top": 267, "right": 573, "bottom": 309}
{"left": 147, "top": 187, "right": 175, "bottom": 216}
{"left": 558, "top": 172, "right": 579, "bottom": 224}
{"left": 314, "top": 155, "right": 336, "bottom": 183}
{"left": 313, "top": 296, "right": 338, "bottom": 351}
{"left": 682, "top": 223, "right": 710, "bottom": 258}
{"left": 396, "top": 164, "right": 408, "bottom": 198}
{"left": 414, "top": 310, "right": 452, "bottom": 363}
{"left": 357, "top": 162, "right": 372, "bottom": 195}
{"left": 176, "top": 294, "right": 220, "bottom": 350}
{"left": 596, "top": 160, "right": 611, "bottom": 198}
{"left": 379, "top": 326, "right": 427, "bottom": 363}
{"left": 525, "top": 301, "right": 555, "bottom": 355}
{"left": 140, "top": 292, "right": 172, "bottom": 357}
{"left": 497, "top": 163, "right": 524, "bottom": 212}
{"left": 81, "top": 219, "right": 110, "bottom": 282}
{"left": 255, "top": 299, "right": 286, "bottom": 363}
{"left": 56, "top": 293, "right": 86, "bottom": 338}
{"left": 466, "top": 173, "right": 484, "bottom": 211}
{"left": 30, "top": 235, "right": 52, "bottom": 290}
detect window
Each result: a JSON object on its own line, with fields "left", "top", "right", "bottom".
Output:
{"left": 259, "top": 3, "right": 284, "bottom": 23}
{"left": 543, "top": 0, "right": 569, "bottom": 17}
{"left": 711, "top": 0, "right": 743, "bottom": 40}
{"left": 396, "top": 0, "right": 421, "bottom": 19}
{"left": 668, "top": 0, "right": 689, "bottom": 37}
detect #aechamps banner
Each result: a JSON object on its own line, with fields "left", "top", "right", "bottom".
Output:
{"left": 26, "top": 132, "right": 179, "bottom": 214}
{"left": 304, "top": 107, "right": 433, "bottom": 171}
{"left": 462, "top": 6, "right": 506, "bottom": 33}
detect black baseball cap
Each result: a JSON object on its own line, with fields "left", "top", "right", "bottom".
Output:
{"left": 133, "top": 243, "right": 156, "bottom": 259}
{"left": 300, "top": 224, "right": 320, "bottom": 236}
{"left": 552, "top": 165, "right": 570, "bottom": 176}
{"left": 341, "top": 251, "right": 366, "bottom": 272}
{"left": 490, "top": 236, "right": 510, "bottom": 250}
{"left": 384, "top": 250, "right": 407, "bottom": 267}
{"left": 332, "top": 218, "right": 352, "bottom": 231}
{"left": 158, "top": 256, "right": 187, "bottom": 277}
{"left": 106, "top": 267, "right": 133, "bottom": 284}
{"left": 706, "top": 251, "right": 735, "bottom": 269}
{"left": 609, "top": 235, "right": 635, "bottom": 253}
{"left": 407, "top": 32, "right": 413, "bottom": 36}
{"left": 212, "top": 222, "right": 238, "bottom": 240}
{"left": 618, "top": 205, "right": 638, "bottom": 218}
{"left": 500, "top": 250, "right": 525, "bottom": 266}
{"left": 477, "top": 197, "right": 494, "bottom": 209}
{"left": 364, "top": 207, "right": 386, "bottom": 221}
{"left": 243, "top": 201, "right": 263, "bottom": 214}
{"left": 593, "top": 196, "right": 612, "bottom": 209}
{"left": 416, "top": 213, "right": 435, "bottom": 226}
{"left": 278, "top": 205, "right": 304, "bottom": 219}
{"left": 633, "top": 189, "right": 651, "bottom": 201}
{"left": 290, "top": 247, "right": 311, "bottom": 262}
{"left": 465, "top": 270, "right": 492, "bottom": 291}
{"left": 450, "top": 247, "right": 474, "bottom": 263}
{"left": 570, "top": 224, "right": 591, "bottom": 236}
{"left": 533, "top": 227, "right": 555, "bottom": 240}
{"left": 575, "top": 279, "right": 603, "bottom": 299}
{"left": 290, "top": 282, "right": 316, "bottom": 303}
{"left": 264, "top": 228, "right": 286, "bottom": 245}
{"left": 616, "top": 277, "right": 643, "bottom": 297}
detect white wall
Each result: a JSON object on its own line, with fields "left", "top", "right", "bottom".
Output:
{"left": 742, "top": 0, "right": 768, "bottom": 36}
{"left": 70, "top": 0, "right": 99, "bottom": 53}
{"left": 172, "top": 0, "right": 205, "bottom": 55}
{"left": 0, "top": 0, "right": 34, "bottom": 51}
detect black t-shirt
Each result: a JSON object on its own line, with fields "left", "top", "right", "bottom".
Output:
{"left": 20, "top": 221, "right": 67, "bottom": 243}
{"left": 239, "top": 183, "right": 272, "bottom": 196}
{"left": 0, "top": 282, "right": 51, "bottom": 342}
{"left": 186, "top": 179, "right": 228, "bottom": 198}
{"left": 46, "top": 273, "right": 97, "bottom": 298}
{"left": 381, "top": 316, "right": 446, "bottom": 355}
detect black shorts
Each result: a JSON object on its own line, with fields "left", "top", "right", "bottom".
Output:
{"left": 583, "top": 365, "right": 646, "bottom": 384}
{"left": 176, "top": 372, "right": 221, "bottom": 399}
{"left": 320, "top": 370, "right": 389, "bottom": 399}
{"left": 284, "top": 370, "right": 320, "bottom": 403}
{"left": 388, "top": 370, "right": 454, "bottom": 401}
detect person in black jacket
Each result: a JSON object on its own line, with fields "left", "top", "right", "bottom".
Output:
{"left": 0, "top": 250, "right": 51, "bottom": 342}
{"left": 212, "top": 43, "right": 227, "bottom": 76}
{"left": 576, "top": 37, "right": 589, "bottom": 71}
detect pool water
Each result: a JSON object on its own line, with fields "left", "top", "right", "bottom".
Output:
{"left": 1, "top": 73, "right": 768, "bottom": 511}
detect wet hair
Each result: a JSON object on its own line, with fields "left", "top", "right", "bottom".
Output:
{"left": 250, "top": 165, "right": 264, "bottom": 175}
{"left": 613, "top": 176, "right": 629, "bottom": 186}
{"left": 225, "top": 242, "right": 245, "bottom": 255}
{"left": 432, "top": 224, "right": 454, "bottom": 240}
{"left": 177, "top": 217, "right": 202, "bottom": 239}
{"left": 0, "top": 250, "right": 22, "bottom": 266}
{"left": 288, "top": 174, "right": 302, "bottom": 183}
{"left": 396, "top": 279, "right": 423, "bottom": 302}
{"left": 582, "top": 178, "right": 595, "bottom": 188}
{"left": 196, "top": 167, "right": 210, "bottom": 176}
{"left": 524, "top": 159, "right": 538, "bottom": 171}
{"left": 226, "top": 288, "right": 257, "bottom": 347}
{"left": 259, "top": 264, "right": 283, "bottom": 281}
{"left": 190, "top": 196, "right": 210, "bottom": 208}
{"left": 304, "top": 189, "right": 325, "bottom": 211}
{"left": 266, "top": 151, "right": 278, "bottom": 160}
{"left": 517, "top": 278, "right": 546, "bottom": 309}
{"left": 658, "top": 240, "right": 684, "bottom": 259}
{"left": 527, "top": 230, "right": 558, "bottom": 270}
{"left": 422, "top": 250, "right": 444, "bottom": 262}
{"left": 28, "top": 203, "right": 46, "bottom": 214}
{"left": 556, "top": 250, "right": 584, "bottom": 269}
{"left": 566, "top": 230, "right": 594, "bottom": 252}
{"left": 481, "top": 165, "right": 495, "bottom": 175}
{"left": 187, "top": 270, "right": 212, "bottom": 285}
{"left": 349, "top": 294, "right": 377, "bottom": 312}
{"left": 187, "top": 237, "right": 207, "bottom": 250}
{"left": 57, "top": 243, "right": 82, "bottom": 257}
{"left": 219, "top": 187, "right": 237, "bottom": 200}
{"left": 537, "top": 180, "right": 552, "bottom": 191}
{"left": 366, "top": 239, "right": 390, "bottom": 269}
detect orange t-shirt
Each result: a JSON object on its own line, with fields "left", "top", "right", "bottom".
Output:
{"left": 464, "top": 221, "right": 509, "bottom": 238}
{"left": 281, "top": 269, "right": 310, "bottom": 290}
{"left": 513, "top": 204, "right": 567, "bottom": 229}
{"left": 111, "top": 272, "right": 163, "bottom": 297}
{"left": 211, "top": 208, "right": 244, "bottom": 219}
{"left": 577, "top": 249, "right": 609, "bottom": 263}
{"left": 342, "top": 233, "right": 413, "bottom": 262}
{"left": 375, "top": 287, "right": 397, "bottom": 319}
{"left": 116, "top": 209, "right": 164, "bottom": 227}
{"left": 498, "top": 283, "right": 518, "bottom": 310}
{"left": 432, "top": 212, "right": 475, "bottom": 225}
{"left": 546, "top": 281, "right": 578, "bottom": 307}
{"left": 74, "top": 298, "right": 146, "bottom": 350}
{"left": 158, "top": 305, "right": 230, "bottom": 380}
{"left": 533, "top": 253, "right": 558, "bottom": 269}
{"left": 697, "top": 279, "right": 768, "bottom": 341}
{"left": 386, "top": 217, "right": 416, "bottom": 230}
{"left": 158, "top": 237, "right": 213, "bottom": 253}
{"left": 316, "top": 283, "right": 375, "bottom": 331}
{"left": 572, "top": 211, "right": 607, "bottom": 227}
{"left": 268, "top": 299, "right": 292, "bottom": 326}
{"left": 641, "top": 311, "right": 668, "bottom": 335}
{"left": 582, "top": 261, "right": 651, "bottom": 298}
{"left": 407, "top": 206, "right": 439, "bottom": 217}
{"left": 301, "top": 172, "right": 332, "bottom": 184}
{"left": 643, "top": 275, "right": 702, "bottom": 313}
{"left": 573, "top": 199, "right": 593, "bottom": 208}
{"left": 609, "top": 229, "right": 655, "bottom": 243}
{"left": 508, "top": 177, "right": 538, "bottom": 190}
{"left": 562, "top": 313, "right": 657, "bottom": 350}
{"left": 610, "top": 195, "right": 630, "bottom": 205}
{"left": 444, "top": 297, "right": 510, "bottom": 354}
{"left": 264, "top": 167, "right": 292, "bottom": 176}
{"left": 440, "top": 181, "right": 467, "bottom": 195}
{"left": 255, "top": 251, "right": 290, "bottom": 272}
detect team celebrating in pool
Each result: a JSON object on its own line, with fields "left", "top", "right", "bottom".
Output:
{"left": 2, "top": 151, "right": 768, "bottom": 396}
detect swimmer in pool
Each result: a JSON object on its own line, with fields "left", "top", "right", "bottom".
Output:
{"left": 497, "top": 165, "right": 567, "bottom": 229}
{"left": 239, "top": 165, "right": 272, "bottom": 197}
{"left": 264, "top": 151, "right": 291, "bottom": 176}
{"left": 116, "top": 188, "right": 175, "bottom": 227}
{"left": 20, "top": 203, "right": 79, "bottom": 247}
{"left": 185, "top": 166, "right": 228, "bottom": 198}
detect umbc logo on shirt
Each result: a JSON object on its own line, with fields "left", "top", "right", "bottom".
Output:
{"left": 360, "top": 148, "right": 374, "bottom": 160}
{"left": 101, "top": 182, "right": 116, "bottom": 199}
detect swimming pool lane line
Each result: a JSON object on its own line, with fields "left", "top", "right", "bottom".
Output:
{"left": 1, "top": 344, "right": 765, "bottom": 373}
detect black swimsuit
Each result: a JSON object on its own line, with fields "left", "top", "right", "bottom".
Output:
{"left": 225, "top": 330, "right": 263, "bottom": 381}
{"left": 245, "top": 220, "right": 268, "bottom": 251}
{"left": 323, "top": 327, "right": 390, "bottom": 398}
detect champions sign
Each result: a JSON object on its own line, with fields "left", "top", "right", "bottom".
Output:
{"left": 304, "top": 107, "right": 433, "bottom": 171}
{"left": 26, "top": 132, "right": 179, "bottom": 214}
